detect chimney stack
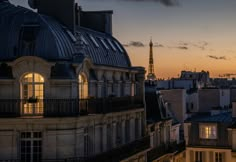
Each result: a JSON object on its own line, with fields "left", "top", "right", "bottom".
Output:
{"left": 32, "top": 0, "right": 78, "bottom": 32}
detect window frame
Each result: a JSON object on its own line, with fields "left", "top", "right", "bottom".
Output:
{"left": 20, "top": 131, "right": 42, "bottom": 162}
{"left": 199, "top": 123, "right": 217, "bottom": 139}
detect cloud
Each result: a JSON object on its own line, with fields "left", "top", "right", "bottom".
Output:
{"left": 177, "top": 46, "right": 188, "bottom": 50}
{"left": 123, "top": 41, "right": 145, "bottom": 47}
{"left": 119, "top": 0, "right": 179, "bottom": 6}
{"left": 192, "top": 41, "right": 209, "bottom": 50}
{"left": 207, "top": 55, "right": 226, "bottom": 60}
{"left": 154, "top": 43, "right": 164, "bottom": 47}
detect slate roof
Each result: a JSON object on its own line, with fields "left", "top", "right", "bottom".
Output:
{"left": 0, "top": 1, "right": 131, "bottom": 68}
{"left": 185, "top": 111, "right": 236, "bottom": 123}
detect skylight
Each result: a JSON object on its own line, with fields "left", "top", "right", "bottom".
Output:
{"left": 114, "top": 41, "right": 124, "bottom": 53}
{"left": 107, "top": 39, "right": 117, "bottom": 51}
{"left": 66, "top": 30, "right": 77, "bottom": 42}
{"left": 89, "top": 35, "right": 99, "bottom": 47}
{"left": 81, "top": 35, "right": 88, "bottom": 45}
{"left": 100, "top": 38, "right": 109, "bottom": 50}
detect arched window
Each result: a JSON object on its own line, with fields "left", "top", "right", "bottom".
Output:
{"left": 22, "top": 73, "right": 44, "bottom": 115}
{"left": 78, "top": 73, "right": 88, "bottom": 99}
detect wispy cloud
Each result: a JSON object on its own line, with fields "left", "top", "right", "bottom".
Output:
{"left": 154, "top": 43, "right": 164, "bottom": 47}
{"left": 168, "top": 46, "right": 188, "bottom": 50}
{"left": 178, "top": 41, "right": 209, "bottom": 51}
{"left": 177, "top": 46, "right": 188, "bottom": 50}
{"left": 192, "top": 41, "right": 208, "bottom": 50}
{"left": 123, "top": 41, "right": 145, "bottom": 47}
{"left": 120, "top": 0, "right": 179, "bottom": 7}
{"left": 207, "top": 55, "right": 227, "bottom": 60}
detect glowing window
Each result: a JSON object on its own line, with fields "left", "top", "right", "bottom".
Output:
{"left": 78, "top": 74, "right": 88, "bottom": 99}
{"left": 22, "top": 73, "right": 44, "bottom": 115}
{"left": 200, "top": 124, "right": 217, "bottom": 139}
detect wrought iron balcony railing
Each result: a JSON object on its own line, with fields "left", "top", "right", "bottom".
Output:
{"left": 0, "top": 96, "right": 144, "bottom": 117}
{"left": 66, "top": 135, "right": 150, "bottom": 162}
{"left": 0, "top": 136, "right": 150, "bottom": 162}
{"left": 147, "top": 141, "right": 186, "bottom": 161}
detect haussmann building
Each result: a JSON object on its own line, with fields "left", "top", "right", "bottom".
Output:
{"left": 0, "top": 0, "right": 150, "bottom": 161}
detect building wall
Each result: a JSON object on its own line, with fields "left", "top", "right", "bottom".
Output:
{"left": 186, "top": 147, "right": 232, "bottom": 162}
{"left": 0, "top": 109, "right": 144, "bottom": 160}
{"left": 198, "top": 89, "right": 220, "bottom": 112}
{"left": 161, "top": 89, "right": 186, "bottom": 128}
{"left": 219, "top": 89, "right": 230, "bottom": 108}
{"left": 186, "top": 92, "right": 199, "bottom": 113}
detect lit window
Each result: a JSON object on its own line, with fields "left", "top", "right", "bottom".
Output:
{"left": 200, "top": 124, "right": 217, "bottom": 139}
{"left": 114, "top": 40, "right": 124, "bottom": 53}
{"left": 78, "top": 73, "right": 88, "bottom": 99}
{"left": 20, "top": 132, "right": 42, "bottom": 162}
{"left": 89, "top": 34, "right": 99, "bottom": 47}
{"left": 215, "top": 152, "right": 223, "bottom": 162}
{"left": 22, "top": 73, "right": 44, "bottom": 115}
{"left": 107, "top": 39, "right": 117, "bottom": 51}
{"left": 100, "top": 38, "right": 109, "bottom": 50}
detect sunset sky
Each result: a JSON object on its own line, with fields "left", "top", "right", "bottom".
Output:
{"left": 10, "top": 0, "right": 236, "bottom": 78}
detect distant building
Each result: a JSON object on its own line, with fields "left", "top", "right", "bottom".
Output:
{"left": 157, "top": 70, "right": 210, "bottom": 90}
{"left": 180, "top": 70, "right": 210, "bottom": 85}
{"left": 0, "top": 0, "right": 149, "bottom": 161}
{"left": 184, "top": 102, "right": 236, "bottom": 162}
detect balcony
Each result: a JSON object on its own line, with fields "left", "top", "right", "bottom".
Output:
{"left": 0, "top": 96, "right": 144, "bottom": 117}
{"left": 66, "top": 135, "right": 150, "bottom": 162}
{"left": 0, "top": 136, "right": 149, "bottom": 162}
{"left": 147, "top": 141, "right": 185, "bottom": 161}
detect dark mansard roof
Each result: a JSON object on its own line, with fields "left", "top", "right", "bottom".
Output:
{"left": 0, "top": 1, "right": 131, "bottom": 68}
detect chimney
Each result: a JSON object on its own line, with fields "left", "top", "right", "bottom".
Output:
{"left": 233, "top": 102, "right": 236, "bottom": 118}
{"left": 80, "top": 10, "right": 113, "bottom": 35}
{"left": 35, "top": 0, "right": 78, "bottom": 32}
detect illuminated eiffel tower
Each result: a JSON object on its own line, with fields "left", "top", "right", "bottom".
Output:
{"left": 147, "top": 39, "right": 157, "bottom": 80}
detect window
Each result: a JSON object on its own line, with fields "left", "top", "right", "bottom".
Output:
{"left": 89, "top": 34, "right": 99, "bottom": 47}
{"left": 200, "top": 124, "right": 217, "bottom": 139}
{"left": 20, "top": 132, "right": 42, "bottom": 162}
{"left": 125, "top": 120, "right": 130, "bottom": 143}
{"left": 78, "top": 74, "right": 88, "bottom": 99}
{"left": 114, "top": 40, "right": 124, "bottom": 53}
{"left": 100, "top": 38, "right": 109, "bottom": 50}
{"left": 81, "top": 35, "right": 88, "bottom": 45}
{"left": 215, "top": 152, "right": 223, "bottom": 162}
{"left": 22, "top": 73, "right": 44, "bottom": 115}
{"left": 66, "top": 29, "right": 77, "bottom": 42}
{"left": 195, "top": 151, "right": 202, "bottom": 162}
{"left": 107, "top": 39, "right": 117, "bottom": 51}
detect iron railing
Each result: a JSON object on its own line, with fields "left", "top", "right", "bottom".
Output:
{"left": 0, "top": 136, "right": 149, "bottom": 162}
{"left": 0, "top": 96, "right": 144, "bottom": 117}
{"left": 67, "top": 135, "right": 150, "bottom": 162}
{"left": 147, "top": 141, "right": 186, "bottom": 161}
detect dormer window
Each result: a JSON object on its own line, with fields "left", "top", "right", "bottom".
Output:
{"left": 199, "top": 124, "right": 217, "bottom": 139}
